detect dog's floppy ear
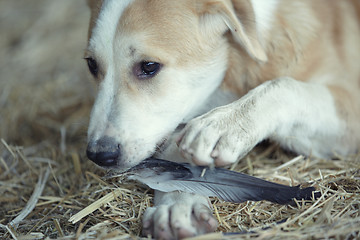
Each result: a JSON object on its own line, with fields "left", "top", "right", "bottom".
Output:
{"left": 198, "top": 0, "right": 267, "bottom": 62}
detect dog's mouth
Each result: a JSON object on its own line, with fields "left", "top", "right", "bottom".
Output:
{"left": 104, "top": 123, "right": 187, "bottom": 177}
{"left": 155, "top": 138, "right": 168, "bottom": 153}
{"left": 154, "top": 123, "right": 186, "bottom": 156}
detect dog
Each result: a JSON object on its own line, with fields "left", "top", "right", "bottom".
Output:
{"left": 85, "top": 0, "right": 360, "bottom": 239}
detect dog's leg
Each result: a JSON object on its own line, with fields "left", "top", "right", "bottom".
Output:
{"left": 177, "top": 77, "right": 355, "bottom": 166}
{"left": 142, "top": 191, "right": 218, "bottom": 239}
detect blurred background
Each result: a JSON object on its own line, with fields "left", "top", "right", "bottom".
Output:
{"left": 0, "top": 0, "right": 93, "bottom": 149}
{"left": 0, "top": 2, "right": 115, "bottom": 238}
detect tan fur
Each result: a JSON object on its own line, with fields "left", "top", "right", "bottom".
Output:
{"left": 223, "top": 0, "right": 360, "bottom": 90}
{"left": 221, "top": 1, "right": 360, "bottom": 144}
{"left": 112, "top": 0, "right": 360, "bottom": 103}
{"left": 118, "top": 1, "right": 222, "bottom": 66}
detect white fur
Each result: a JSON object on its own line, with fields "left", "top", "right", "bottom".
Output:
{"left": 178, "top": 77, "right": 344, "bottom": 166}
{"left": 142, "top": 191, "right": 216, "bottom": 238}
{"left": 87, "top": 0, "right": 133, "bottom": 141}
{"left": 250, "top": 0, "right": 279, "bottom": 36}
{"left": 88, "top": 0, "right": 133, "bottom": 56}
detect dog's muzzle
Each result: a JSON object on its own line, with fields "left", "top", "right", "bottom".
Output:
{"left": 86, "top": 136, "right": 121, "bottom": 167}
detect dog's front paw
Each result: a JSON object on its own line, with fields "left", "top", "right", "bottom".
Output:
{"left": 142, "top": 192, "right": 217, "bottom": 240}
{"left": 177, "top": 104, "right": 259, "bottom": 166}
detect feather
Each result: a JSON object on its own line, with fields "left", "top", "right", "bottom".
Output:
{"left": 118, "top": 158, "right": 318, "bottom": 204}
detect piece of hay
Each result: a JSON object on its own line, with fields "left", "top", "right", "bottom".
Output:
{"left": 69, "top": 189, "right": 122, "bottom": 224}
{"left": 9, "top": 167, "right": 51, "bottom": 228}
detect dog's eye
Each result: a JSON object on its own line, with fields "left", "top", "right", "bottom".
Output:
{"left": 141, "top": 62, "right": 160, "bottom": 75}
{"left": 134, "top": 61, "right": 162, "bottom": 79}
{"left": 85, "top": 57, "right": 99, "bottom": 77}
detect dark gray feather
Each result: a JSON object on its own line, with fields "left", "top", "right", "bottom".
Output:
{"left": 120, "top": 158, "right": 318, "bottom": 204}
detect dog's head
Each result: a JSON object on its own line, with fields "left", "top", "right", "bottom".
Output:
{"left": 85, "top": 0, "right": 266, "bottom": 169}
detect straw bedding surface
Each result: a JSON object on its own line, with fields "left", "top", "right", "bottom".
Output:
{"left": 0, "top": 1, "right": 359, "bottom": 239}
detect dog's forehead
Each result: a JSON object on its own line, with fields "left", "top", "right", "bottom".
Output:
{"left": 118, "top": 0, "right": 194, "bottom": 31}
{"left": 88, "top": 0, "right": 199, "bottom": 63}
{"left": 115, "top": 0, "right": 198, "bottom": 55}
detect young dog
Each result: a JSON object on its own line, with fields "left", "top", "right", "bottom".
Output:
{"left": 85, "top": 0, "right": 360, "bottom": 239}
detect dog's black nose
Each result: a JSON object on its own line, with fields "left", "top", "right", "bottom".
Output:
{"left": 86, "top": 137, "right": 121, "bottom": 167}
{"left": 86, "top": 150, "right": 119, "bottom": 167}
